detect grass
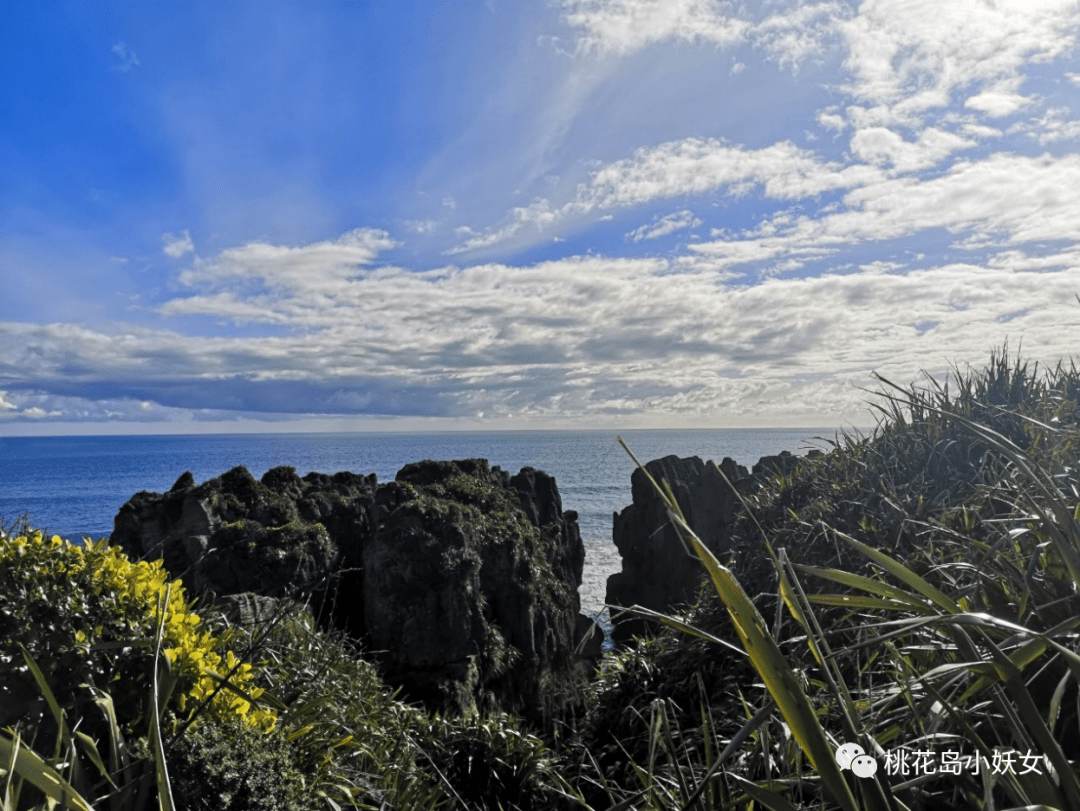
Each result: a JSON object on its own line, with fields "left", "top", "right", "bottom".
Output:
{"left": 4, "top": 346, "right": 1080, "bottom": 809}
{"left": 572, "top": 348, "right": 1080, "bottom": 810}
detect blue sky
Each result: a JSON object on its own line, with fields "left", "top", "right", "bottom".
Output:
{"left": 3, "top": 0, "right": 1080, "bottom": 434}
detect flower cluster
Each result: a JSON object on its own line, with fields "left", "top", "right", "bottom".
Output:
{"left": 0, "top": 531, "right": 276, "bottom": 732}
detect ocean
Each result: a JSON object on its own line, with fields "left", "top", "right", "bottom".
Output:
{"left": 0, "top": 429, "right": 838, "bottom": 620}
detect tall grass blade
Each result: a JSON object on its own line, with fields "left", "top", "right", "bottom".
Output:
{"left": 725, "top": 773, "right": 801, "bottom": 811}
{"left": 794, "top": 565, "right": 935, "bottom": 613}
{"left": 831, "top": 529, "right": 961, "bottom": 614}
{"left": 666, "top": 509, "right": 861, "bottom": 811}
{"left": 606, "top": 604, "right": 746, "bottom": 655}
{"left": 677, "top": 698, "right": 775, "bottom": 811}
{"left": 775, "top": 550, "right": 897, "bottom": 811}
{"left": 149, "top": 587, "right": 175, "bottom": 811}
{"left": 0, "top": 732, "right": 95, "bottom": 811}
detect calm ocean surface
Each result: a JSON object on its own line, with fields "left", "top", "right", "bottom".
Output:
{"left": 0, "top": 429, "right": 836, "bottom": 619}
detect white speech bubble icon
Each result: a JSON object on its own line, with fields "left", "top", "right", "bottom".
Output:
{"left": 835, "top": 742, "right": 865, "bottom": 770}
{"left": 851, "top": 754, "right": 878, "bottom": 778}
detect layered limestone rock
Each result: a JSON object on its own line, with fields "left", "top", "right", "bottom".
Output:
{"left": 113, "top": 459, "right": 593, "bottom": 725}
{"left": 112, "top": 466, "right": 364, "bottom": 600}
{"left": 606, "top": 450, "right": 808, "bottom": 643}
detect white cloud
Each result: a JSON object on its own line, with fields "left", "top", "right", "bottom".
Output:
{"left": 450, "top": 137, "right": 883, "bottom": 252}
{"left": 964, "top": 79, "right": 1033, "bottom": 118}
{"left": 21, "top": 407, "right": 61, "bottom": 419}
{"left": 6, "top": 253, "right": 1079, "bottom": 426}
{"left": 691, "top": 152, "right": 1080, "bottom": 262}
{"left": 959, "top": 122, "right": 1004, "bottom": 140}
{"left": 110, "top": 42, "right": 140, "bottom": 72}
{"left": 587, "top": 138, "right": 859, "bottom": 205}
{"left": 753, "top": 2, "right": 848, "bottom": 72}
{"left": 562, "top": 0, "right": 750, "bottom": 56}
{"left": 561, "top": 0, "right": 848, "bottom": 72}
{"left": 818, "top": 111, "right": 846, "bottom": 132}
{"left": 848, "top": 127, "right": 975, "bottom": 173}
{"left": 406, "top": 219, "right": 438, "bottom": 234}
{"left": 627, "top": 209, "right": 703, "bottom": 241}
{"left": 175, "top": 228, "right": 398, "bottom": 292}
{"left": 1011, "top": 106, "right": 1080, "bottom": 144}
{"left": 162, "top": 231, "right": 194, "bottom": 258}
{"left": 838, "top": 0, "right": 1080, "bottom": 125}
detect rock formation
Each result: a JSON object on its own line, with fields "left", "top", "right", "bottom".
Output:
{"left": 606, "top": 451, "right": 806, "bottom": 642}
{"left": 113, "top": 459, "right": 594, "bottom": 726}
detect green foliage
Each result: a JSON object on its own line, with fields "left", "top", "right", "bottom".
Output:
{"left": 214, "top": 600, "right": 448, "bottom": 809}
{"left": 421, "top": 712, "right": 563, "bottom": 811}
{"left": 578, "top": 347, "right": 1080, "bottom": 810}
{"left": 0, "top": 532, "right": 275, "bottom": 737}
{"left": 727, "top": 347, "right": 1080, "bottom": 597}
{"left": 166, "top": 719, "right": 307, "bottom": 811}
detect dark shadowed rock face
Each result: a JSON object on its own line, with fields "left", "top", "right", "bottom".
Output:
{"left": 112, "top": 459, "right": 591, "bottom": 726}
{"left": 112, "top": 466, "right": 371, "bottom": 602}
{"left": 606, "top": 452, "right": 803, "bottom": 643}
{"left": 365, "top": 460, "right": 587, "bottom": 724}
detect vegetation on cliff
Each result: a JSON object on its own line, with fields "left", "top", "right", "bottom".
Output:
{"left": 4, "top": 347, "right": 1080, "bottom": 810}
{"left": 578, "top": 348, "right": 1080, "bottom": 810}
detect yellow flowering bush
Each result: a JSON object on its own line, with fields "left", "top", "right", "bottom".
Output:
{"left": 0, "top": 530, "right": 276, "bottom": 733}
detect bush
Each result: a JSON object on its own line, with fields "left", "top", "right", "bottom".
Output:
{"left": 576, "top": 348, "right": 1080, "bottom": 810}
{"left": 0, "top": 531, "right": 276, "bottom": 736}
{"left": 421, "top": 712, "right": 563, "bottom": 811}
{"left": 166, "top": 719, "right": 307, "bottom": 811}
{"left": 213, "top": 599, "right": 448, "bottom": 809}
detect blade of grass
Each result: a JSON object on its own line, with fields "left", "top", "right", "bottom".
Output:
{"left": 794, "top": 565, "right": 937, "bottom": 613}
{"left": 149, "top": 587, "right": 175, "bottom": 811}
{"left": 831, "top": 528, "right": 961, "bottom": 614}
{"left": 0, "top": 732, "right": 95, "bottom": 811}
{"left": 605, "top": 604, "right": 746, "bottom": 655}
{"left": 618, "top": 436, "right": 860, "bottom": 811}
{"left": 775, "top": 549, "right": 897, "bottom": 811}
{"left": 666, "top": 508, "right": 861, "bottom": 811}
{"left": 725, "top": 773, "right": 801, "bottom": 811}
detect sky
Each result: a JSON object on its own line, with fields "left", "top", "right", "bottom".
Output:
{"left": 3, "top": 0, "right": 1080, "bottom": 435}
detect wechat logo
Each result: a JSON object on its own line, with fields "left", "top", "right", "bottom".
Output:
{"left": 835, "top": 742, "right": 878, "bottom": 778}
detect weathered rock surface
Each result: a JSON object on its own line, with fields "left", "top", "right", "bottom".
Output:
{"left": 113, "top": 466, "right": 366, "bottom": 601}
{"left": 606, "top": 451, "right": 806, "bottom": 642}
{"left": 113, "top": 459, "right": 592, "bottom": 725}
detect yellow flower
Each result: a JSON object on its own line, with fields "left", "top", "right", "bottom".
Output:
{"left": 1, "top": 528, "right": 276, "bottom": 731}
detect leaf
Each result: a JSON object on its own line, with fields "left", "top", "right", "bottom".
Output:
{"left": 0, "top": 732, "right": 95, "bottom": 811}
{"left": 807, "top": 595, "right": 927, "bottom": 611}
{"left": 726, "top": 774, "right": 801, "bottom": 811}
{"left": 666, "top": 510, "right": 861, "bottom": 811}
{"left": 607, "top": 604, "right": 746, "bottom": 655}
{"left": 832, "top": 529, "right": 961, "bottom": 614}
{"left": 795, "top": 564, "right": 935, "bottom": 612}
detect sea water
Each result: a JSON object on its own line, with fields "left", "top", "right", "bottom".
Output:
{"left": 0, "top": 429, "right": 840, "bottom": 619}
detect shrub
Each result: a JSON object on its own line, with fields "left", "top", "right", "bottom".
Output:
{"left": 166, "top": 718, "right": 307, "bottom": 811}
{"left": 213, "top": 598, "right": 448, "bottom": 809}
{"left": 580, "top": 348, "right": 1080, "bottom": 810}
{"left": 420, "top": 712, "right": 563, "bottom": 811}
{"left": 0, "top": 531, "right": 276, "bottom": 736}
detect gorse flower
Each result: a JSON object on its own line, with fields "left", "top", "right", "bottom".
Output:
{"left": 0, "top": 530, "right": 276, "bottom": 732}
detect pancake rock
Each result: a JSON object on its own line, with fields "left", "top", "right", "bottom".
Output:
{"left": 113, "top": 459, "right": 593, "bottom": 725}
{"left": 606, "top": 451, "right": 804, "bottom": 643}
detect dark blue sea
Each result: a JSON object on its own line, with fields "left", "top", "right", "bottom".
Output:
{"left": 0, "top": 429, "right": 838, "bottom": 618}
